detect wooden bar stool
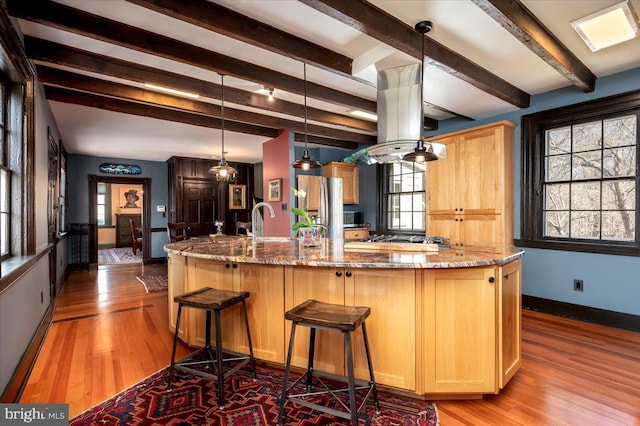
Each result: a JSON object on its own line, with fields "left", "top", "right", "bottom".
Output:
{"left": 167, "top": 287, "right": 256, "bottom": 409}
{"left": 277, "top": 299, "right": 379, "bottom": 426}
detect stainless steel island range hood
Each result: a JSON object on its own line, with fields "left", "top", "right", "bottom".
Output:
{"left": 365, "top": 63, "right": 445, "bottom": 164}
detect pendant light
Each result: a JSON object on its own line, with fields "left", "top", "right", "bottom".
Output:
{"left": 209, "top": 74, "right": 238, "bottom": 181}
{"left": 403, "top": 21, "right": 438, "bottom": 164}
{"left": 291, "top": 63, "right": 321, "bottom": 171}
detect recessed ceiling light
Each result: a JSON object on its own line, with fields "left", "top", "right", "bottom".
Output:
{"left": 348, "top": 109, "right": 378, "bottom": 121}
{"left": 144, "top": 83, "right": 200, "bottom": 99}
{"left": 571, "top": 0, "right": 639, "bottom": 52}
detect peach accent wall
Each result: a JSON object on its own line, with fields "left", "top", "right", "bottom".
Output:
{"left": 262, "top": 130, "right": 291, "bottom": 236}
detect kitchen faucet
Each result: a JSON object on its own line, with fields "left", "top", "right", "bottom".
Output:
{"left": 251, "top": 202, "right": 275, "bottom": 243}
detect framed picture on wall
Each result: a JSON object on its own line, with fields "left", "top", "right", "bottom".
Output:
{"left": 119, "top": 187, "right": 142, "bottom": 209}
{"left": 229, "top": 184, "right": 246, "bottom": 209}
{"left": 267, "top": 178, "right": 282, "bottom": 202}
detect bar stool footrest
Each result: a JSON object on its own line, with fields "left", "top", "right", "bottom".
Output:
{"left": 283, "top": 370, "right": 375, "bottom": 422}
{"left": 173, "top": 347, "right": 252, "bottom": 382}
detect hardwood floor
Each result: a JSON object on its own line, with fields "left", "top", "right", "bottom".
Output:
{"left": 20, "top": 264, "right": 640, "bottom": 424}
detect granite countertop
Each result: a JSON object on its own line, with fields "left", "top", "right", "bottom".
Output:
{"left": 164, "top": 236, "right": 524, "bottom": 269}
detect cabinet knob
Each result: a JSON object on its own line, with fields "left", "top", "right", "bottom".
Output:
{"left": 225, "top": 263, "right": 230, "bottom": 269}
{"left": 232, "top": 263, "right": 238, "bottom": 269}
{"left": 488, "top": 277, "right": 495, "bottom": 283}
{"left": 504, "top": 273, "right": 510, "bottom": 280}
{"left": 455, "top": 218, "right": 459, "bottom": 222}
{"left": 345, "top": 271, "right": 352, "bottom": 277}
{"left": 336, "top": 271, "right": 342, "bottom": 277}
{"left": 459, "top": 218, "right": 464, "bottom": 222}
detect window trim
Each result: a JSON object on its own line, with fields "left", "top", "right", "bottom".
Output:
{"left": 517, "top": 89, "right": 640, "bottom": 256}
{"left": 381, "top": 160, "right": 426, "bottom": 235}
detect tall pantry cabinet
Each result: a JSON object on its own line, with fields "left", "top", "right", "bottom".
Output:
{"left": 426, "top": 121, "right": 515, "bottom": 249}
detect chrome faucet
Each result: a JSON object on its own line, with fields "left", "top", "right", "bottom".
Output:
{"left": 251, "top": 201, "right": 275, "bottom": 243}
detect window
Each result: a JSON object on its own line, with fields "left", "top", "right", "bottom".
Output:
{"left": 0, "top": 79, "right": 8, "bottom": 258}
{"left": 520, "top": 90, "right": 640, "bottom": 256}
{"left": 97, "top": 182, "right": 112, "bottom": 226}
{"left": 384, "top": 161, "right": 426, "bottom": 232}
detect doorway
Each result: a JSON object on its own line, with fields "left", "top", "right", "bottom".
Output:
{"left": 88, "top": 175, "right": 151, "bottom": 265}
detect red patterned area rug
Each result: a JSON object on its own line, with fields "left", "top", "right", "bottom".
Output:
{"left": 70, "top": 365, "right": 439, "bottom": 425}
{"left": 136, "top": 274, "right": 168, "bottom": 292}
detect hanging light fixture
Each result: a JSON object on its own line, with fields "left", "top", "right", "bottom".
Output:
{"left": 291, "top": 63, "right": 321, "bottom": 171}
{"left": 209, "top": 74, "right": 238, "bottom": 181}
{"left": 403, "top": 20, "right": 438, "bottom": 164}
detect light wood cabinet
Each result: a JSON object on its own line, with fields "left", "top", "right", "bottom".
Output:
{"left": 423, "top": 266, "right": 497, "bottom": 394}
{"left": 178, "top": 258, "right": 285, "bottom": 363}
{"left": 499, "top": 260, "right": 522, "bottom": 388}
{"left": 422, "top": 260, "right": 522, "bottom": 394}
{"left": 426, "top": 121, "right": 515, "bottom": 249}
{"left": 323, "top": 162, "right": 359, "bottom": 204}
{"left": 285, "top": 266, "right": 417, "bottom": 390}
{"left": 168, "top": 253, "right": 186, "bottom": 342}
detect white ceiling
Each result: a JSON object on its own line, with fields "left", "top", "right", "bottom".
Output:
{"left": 12, "top": 0, "right": 640, "bottom": 163}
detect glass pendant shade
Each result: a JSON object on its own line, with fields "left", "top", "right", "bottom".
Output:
{"left": 208, "top": 74, "right": 238, "bottom": 181}
{"left": 291, "top": 63, "right": 322, "bottom": 170}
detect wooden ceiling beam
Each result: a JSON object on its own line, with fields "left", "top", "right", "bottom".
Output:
{"left": 44, "top": 86, "right": 280, "bottom": 138}
{"left": 25, "top": 37, "right": 376, "bottom": 133}
{"left": 472, "top": 0, "right": 596, "bottom": 92}
{"left": 300, "top": 0, "right": 530, "bottom": 108}
{"left": 125, "top": 0, "right": 358, "bottom": 80}
{"left": 471, "top": 0, "right": 595, "bottom": 92}
{"left": 7, "top": 0, "right": 376, "bottom": 112}
{"left": 37, "top": 66, "right": 375, "bottom": 145}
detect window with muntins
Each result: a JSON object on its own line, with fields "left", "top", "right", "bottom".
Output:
{"left": 520, "top": 90, "right": 640, "bottom": 256}
{"left": 0, "top": 80, "right": 9, "bottom": 258}
{"left": 384, "top": 161, "right": 426, "bottom": 232}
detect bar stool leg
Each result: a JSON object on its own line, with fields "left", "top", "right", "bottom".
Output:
{"left": 344, "top": 331, "right": 358, "bottom": 426}
{"left": 306, "top": 327, "right": 316, "bottom": 391}
{"left": 278, "top": 322, "right": 298, "bottom": 426}
{"left": 361, "top": 323, "right": 379, "bottom": 413}
{"left": 214, "top": 308, "right": 225, "bottom": 408}
{"left": 241, "top": 299, "right": 257, "bottom": 379}
{"left": 167, "top": 303, "right": 183, "bottom": 391}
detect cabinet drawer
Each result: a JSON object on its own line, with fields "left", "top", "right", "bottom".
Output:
{"left": 344, "top": 229, "right": 368, "bottom": 240}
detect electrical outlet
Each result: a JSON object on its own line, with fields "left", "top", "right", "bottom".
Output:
{"left": 573, "top": 279, "right": 584, "bottom": 292}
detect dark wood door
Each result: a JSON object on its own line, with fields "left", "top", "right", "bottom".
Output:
{"left": 183, "top": 181, "right": 216, "bottom": 236}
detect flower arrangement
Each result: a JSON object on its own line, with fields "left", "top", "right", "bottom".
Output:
{"left": 290, "top": 187, "right": 327, "bottom": 233}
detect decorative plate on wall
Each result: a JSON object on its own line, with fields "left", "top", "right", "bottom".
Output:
{"left": 99, "top": 163, "right": 142, "bottom": 175}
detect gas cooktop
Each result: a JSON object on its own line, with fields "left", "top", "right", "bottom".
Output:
{"left": 360, "top": 235, "right": 449, "bottom": 248}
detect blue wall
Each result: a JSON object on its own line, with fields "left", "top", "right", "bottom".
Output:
{"left": 67, "top": 154, "right": 169, "bottom": 259}
{"left": 427, "top": 67, "right": 640, "bottom": 316}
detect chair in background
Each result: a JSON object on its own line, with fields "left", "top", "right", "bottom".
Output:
{"left": 235, "top": 221, "right": 252, "bottom": 236}
{"left": 167, "top": 222, "right": 189, "bottom": 242}
{"left": 129, "top": 218, "right": 143, "bottom": 255}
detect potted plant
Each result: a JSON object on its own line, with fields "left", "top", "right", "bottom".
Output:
{"left": 291, "top": 187, "right": 326, "bottom": 247}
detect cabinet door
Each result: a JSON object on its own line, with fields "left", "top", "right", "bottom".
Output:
{"left": 348, "top": 268, "right": 417, "bottom": 391}
{"left": 323, "top": 162, "right": 359, "bottom": 204}
{"left": 423, "top": 267, "right": 497, "bottom": 394}
{"left": 426, "top": 213, "right": 459, "bottom": 243}
{"left": 285, "top": 266, "right": 345, "bottom": 375}
{"left": 499, "top": 260, "right": 521, "bottom": 388}
{"left": 458, "top": 126, "right": 504, "bottom": 215}
{"left": 186, "top": 259, "right": 235, "bottom": 348}
{"left": 234, "top": 264, "right": 285, "bottom": 363}
{"left": 459, "top": 214, "right": 501, "bottom": 249}
{"left": 168, "top": 254, "right": 187, "bottom": 341}
{"left": 426, "top": 136, "right": 458, "bottom": 214}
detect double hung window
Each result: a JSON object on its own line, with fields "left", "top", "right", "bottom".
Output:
{"left": 383, "top": 161, "right": 426, "bottom": 232}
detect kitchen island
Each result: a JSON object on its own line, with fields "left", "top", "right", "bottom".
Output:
{"left": 165, "top": 236, "right": 523, "bottom": 399}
